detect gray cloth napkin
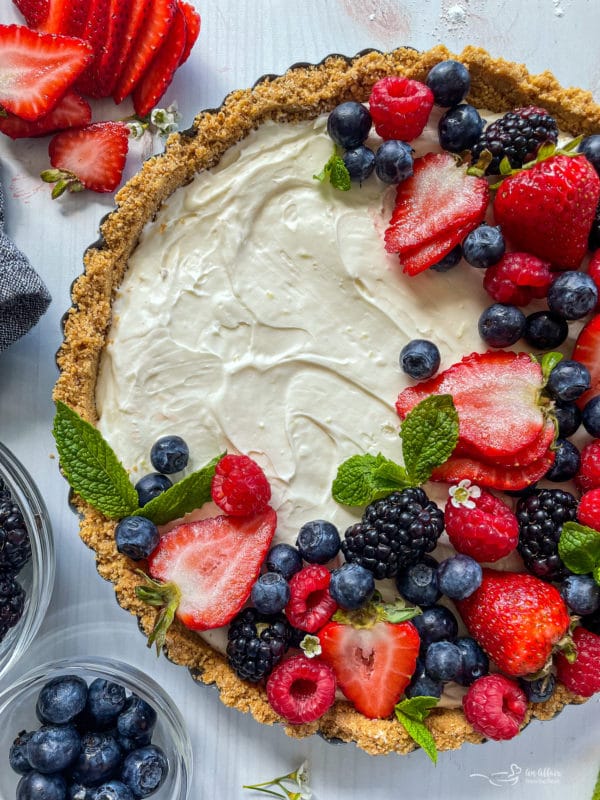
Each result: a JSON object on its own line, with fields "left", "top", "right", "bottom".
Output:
{"left": 0, "top": 178, "right": 51, "bottom": 352}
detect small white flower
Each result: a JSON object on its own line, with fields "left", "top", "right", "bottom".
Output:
{"left": 448, "top": 479, "right": 481, "bottom": 509}
{"left": 299, "top": 635, "right": 322, "bottom": 659}
{"left": 126, "top": 120, "right": 146, "bottom": 140}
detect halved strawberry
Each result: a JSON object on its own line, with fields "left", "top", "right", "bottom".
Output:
{"left": 132, "top": 3, "right": 187, "bottom": 117}
{"left": 138, "top": 508, "right": 277, "bottom": 645}
{"left": 13, "top": 0, "right": 49, "bottom": 28}
{"left": 453, "top": 416, "right": 556, "bottom": 468}
{"left": 430, "top": 448, "right": 555, "bottom": 491}
{"left": 177, "top": 0, "right": 200, "bottom": 66}
{"left": 0, "top": 24, "right": 92, "bottom": 121}
{"left": 399, "top": 222, "right": 472, "bottom": 277}
{"left": 573, "top": 314, "right": 600, "bottom": 409}
{"left": 0, "top": 91, "right": 91, "bottom": 139}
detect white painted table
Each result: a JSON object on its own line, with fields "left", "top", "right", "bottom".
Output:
{"left": 0, "top": 1, "right": 599, "bottom": 797}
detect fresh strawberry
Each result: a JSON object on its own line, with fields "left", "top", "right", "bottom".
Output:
{"left": 177, "top": 0, "right": 200, "bottom": 66}
{"left": 385, "top": 153, "right": 489, "bottom": 275}
{"left": 572, "top": 314, "right": 600, "bottom": 408}
{"left": 113, "top": 0, "right": 176, "bottom": 104}
{"left": 455, "top": 417, "right": 556, "bottom": 468}
{"left": 398, "top": 223, "right": 473, "bottom": 277}
{"left": 92, "top": 0, "right": 136, "bottom": 97}
{"left": 266, "top": 654, "right": 337, "bottom": 724}
{"left": 556, "top": 626, "right": 600, "bottom": 697}
{"left": 0, "top": 24, "right": 92, "bottom": 121}
{"left": 456, "top": 569, "right": 571, "bottom": 676}
{"left": 444, "top": 486, "right": 519, "bottom": 563}
{"left": 588, "top": 249, "right": 600, "bottom": 309}
{"left": 494, "top": 153, "right": 600, "bottom": 269}
{"left": 137, "top": 508, "right": 277, "bottom": 645}
{"left": 73, "top": 0, "right": 111, "bottom": 97}
{"left": 63, "top": 0, "right": 92, "bottom": 37}
{"left": 13, "top": 0, "right": 49, "bottom": 28}
{"left": 42, "top": 121, "right": 129, "bottom": 196}
{"left": 431, "top": 449, "right": 555, "bottom": 491}
{"left": 463, "top": 675, "right": 527, "bottom": 740}
{"left": 110, "top": 0, "right": 151, "bottom": 88}
{"left": 37, "top": 0, "right": 71, "bottom": 34}
{"left": 132, "top": 3, "right": 187, "bottom": 117}
{"left": 319, "top": 617, "right": 420, "bottom": 718}
{"left": 0, "top": 91, "right": 91, "bottom": 140}
{"left": 285, "top": 565, "right": 338, "bottom": 633}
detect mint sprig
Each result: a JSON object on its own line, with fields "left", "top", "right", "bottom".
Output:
{"left": 395, "top": 696, "right": 439, "bottom": 764}
{"left": 558, "top": 521, "right": 600, "bottom": 579}
{"left": 314, "top": 150, "right": 351, "bottom": 191}
{"left": 332, "top": 452, "right": 411, "bottom": 506}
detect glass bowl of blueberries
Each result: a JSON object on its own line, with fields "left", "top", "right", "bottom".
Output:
{"left": 0, "top": 655, "right": 192, "bottom": 800}
{"left": 0, "top": 441, "right": 54, "bottom": 681}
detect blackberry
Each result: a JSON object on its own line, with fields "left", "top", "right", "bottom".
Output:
{"left": 341, "top": 488, "right": 444, "bottom": 580}
{"left": 516, "top": 489, "right": 578, "bottom": 580}
{"left": 0, "top": 574, "right": 25, "bottom": 641}
{"left": 226, "top": 608, "right": 291, "bottom": 682}
{"left": 0, "top": 483, "right": 31, "bottom": 576}
{"left": 471, "top": 106, "right": 558, "bottom": 175}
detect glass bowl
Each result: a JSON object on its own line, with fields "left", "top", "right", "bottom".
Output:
{"left": 0, "top": 655, "right": 192, "bottom": 799}
{"left": 0, "top": 441, "right": 54, "bottom": 681}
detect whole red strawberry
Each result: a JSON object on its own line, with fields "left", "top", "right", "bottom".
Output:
{"left": 456, "top": 569, "right": 570, "bottom": 676}
{"left": 444, "top": 484, "right": 519, "bottom": 562}
{"left": 494, "top": 153, "right": 600, "bottom": 269}
{"left": 556, "top": 626, "right": 600, "bottom": 697}
{"left": 572, "top": 313, "right": 600, "bottom": 408}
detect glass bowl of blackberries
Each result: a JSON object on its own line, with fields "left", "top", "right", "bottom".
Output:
{"left": 0, "top": 656, "right": 192, "bottom": 800}
{"left": 0, "top": 442, "right": 54, "bottom": 680}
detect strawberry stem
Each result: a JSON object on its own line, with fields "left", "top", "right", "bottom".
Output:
{"left": 40, "top": 168, "right": 84, "bottom": 199}
{"left": 134, "top": 571, "right": 181, "bottom": 655}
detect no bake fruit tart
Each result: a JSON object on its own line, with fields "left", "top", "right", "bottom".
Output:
{"left": 54, "top": 45, "right": 600, "bottom": 757}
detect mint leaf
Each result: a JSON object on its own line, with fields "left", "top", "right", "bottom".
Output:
{"left": 53, "top": 401, "right": 139, "bottom": 519}
{"left": 314, "top": 152, "right": 351, "bottom": 191}
{"left": 401, "top": 395, "right": 459, "bottom": 485}
{"left": 540, "top": 351, "right": 563, "bottom": 383}
{"left": 395, "top": 696, "right": 439, "bottom": 764}
{"left": 558, "top": 521, "right": 600, "bottom": 576}
{"left": 332, "top": 453, "right": 409, "bottom": 506}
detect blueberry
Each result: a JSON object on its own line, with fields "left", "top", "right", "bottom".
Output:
{"left": 10, "top": 730, "right": 34, "bottom": 775}
{"left": 520, "top": 674, "right": 556, "bottom": 703}
{"left": 117, "top": 696, "right": 157, "bottom": 741}
{"left": 546, "top": 359, "right": 591, "bottom": 402}
{"left": 329, "top": 562, "right": 375, "bottom": 610}
{"left": 454, "top": 637, "right": 489, "bottom": 686}
{"left": 134, "top": 473, "right": 172, "bottom": 508}
{"left": 426, "top": 60, "right": 470, "bottom": 107}
{"left": 116, "top": 734, "right": 152, "bottom": 755}
{"left": 405, "top": 658, "right": 442, "bottom": 699}
{"left": 438, "top": 104, "right": 484, "bottom": 152}
{"left": 437, "top": 554, "right": 482, "bottom": 600}
{"left": 342, "top": 145, "right": 375, "bottom": 182}
{"left": 582, "top": 395, "right": 600, "bottom": 437}
{"left": 547, "top": 271, "right": 598, "bottom": 319}
{"left": 578, "top": 134, "right": 600, "bottom": 174}
{"left": 430, "top": 244, "right": 462, "bottom": 272}
{"left": 27, "top": 725, "right": 81, "bottom": 774}
{"left": 69, "top": 784, "right": 94, "bottom": 800}
{"left": 326, "top": 102, "right": 372, "bottom": 148}
{"left": 560, "top": 574, "right": 600, "bottom": 615}
{"left": 478, "top": 303, "right": 526, "bottom": 347}
{"left": 91, "top": 781, "right": 134, "bottom": 800}
{"left": 411, "top": 605, "right": 458, "bottom": 650}
{"left": 374, "top": 140, "right": 413, "bottom": 184}
{"left": 86, "top": 679, "right": 128, "bottom": 730}
{"left": 462, "top": 225, "right": 505, "bottom": 268}
{"left": 115, "top": 517, "right": 159, "bottom": 561}
{"left": 71, "top": 733, "right": 122, "bottom": 786}
{"left": 36, "top": 675, "right": 89, "bottom": 726}
{"left": 265, "top": 543, "right": 303, "bottom": 580}
{"left": 121, "top": 745, "right": 168, "bottom": 799}
{"left": 149, "top": 435, "right": 189, "bottom": 474}
{"left": 554, "top": 401, "right": 582, "bottom": 438}
{"left": 399, "top": 339, "right": 441, "bottom": 380}
{"left": 545, "top": 438, "right": 581, "bottom": 482}
{"left": 251, "top": 572, "right": 290, "bottom": 614}
{"left": 524, "top": 310, "right": 569, "bottom": 350}
{"left": 296, "top": 520, "right": 340, "bottom": 564}
{"left": 395, "top": 556, "right": 441, "bottom": 607}
{"left": 17, "top": 772, "right": 67, "bottom": 800}
{"left": 424, "top": 640, "right": 462, "bottom": 682}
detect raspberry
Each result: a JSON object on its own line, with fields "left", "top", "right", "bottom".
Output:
{"left": 266, "top": 654, "right": 336, "bottom": 724}
{"left": 368, "top": 77, "right": 434, "bottom": 142}
{"left": 483, "top": 252, "right": 553, "bottom": 306}
{"left": 285, "top": 565, "right": 337, "bottom": 633}
{"left": 444, "top": 486, "right": 519, "bottom": 563}
{"left": 578, "top": 488, "right": 600, "bottom": 530}
{"left": 576, "top": 439, "right": 600, "bottom": 492}
{"left": 556, "top": 626, "right": 600, "bottom": 697}
{"left": 226, "top": 608, "right": 291, "bottom": 682}
{"left": 462, "top": 674, "right": 527, "bottom": 740}
{"left": 516, "top": 489, "right": 578, "bottom": 580}
{"left": 211, "top": 454, "right": 271, "bottom": 516}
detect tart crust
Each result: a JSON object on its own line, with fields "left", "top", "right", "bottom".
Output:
{"left": 54, "top": 44, "right": 592, "bottom": 755}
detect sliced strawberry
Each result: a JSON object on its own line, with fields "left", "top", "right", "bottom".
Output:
{"left": 63, "top": 0, "right": 93, "bottom": 37}
{"left": 0, "top": 91, "right": 91, "bottom": 140}
{"left": 0, "top": 24, "right": 92, "bottom": 121}
{"left": 396, "top": 351, "right": 546, "bottom": 461}
{"left": 43, "top": 121, "right": 129, "bottom": 196}
{"left": 430, "top": 448, "right": 555, "bottom": 491}
{"left": 37, "top": 0, "right": 71, "bottom": 33}
{"left": 144, "top": 508, "right": 277, "bottom": 634}
{"left": 573, "top": 314, "right": 600, "bottom": 409}
{"left": 13, "top": 0, "right": 49, "bottom": 28}
{"left": 113, "top": 0, "right": 176, "bottom": 104}
{"left": 87, "top": 0, "right": 136, "bottom": 97}
{"left": 177, "top": 0, "right": 200, "bottom": 66}
{"left": 319, "top": 619, "right": 420, "bottom": 719}
{"left": 399, "top": 222, "right": 472, "bottom": 276}
{"left": 454, "top": 416, "right": 556, "bottom": 468}
{"left": 111, "top": 0, "right": 151, "bottom": 88}
{"left": 73, "top": 0, "right": 111, "bottom": 97}
{"left": 132, "top": 3, "right": 187, "bottom": 117}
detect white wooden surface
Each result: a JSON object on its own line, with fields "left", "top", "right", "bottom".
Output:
{"left": 0, "top": 1, "right": 599, "bottom": 797}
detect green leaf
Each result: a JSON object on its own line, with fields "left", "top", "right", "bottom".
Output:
{"left": 594, "top": 564, "right": 600, "bottom": 585}
{"left": 137, "top": 454, "right": 222, "bottom": 525}
{"left": 313, "top": 152, "right": 351, "bottom": 191}
{"left": 395, "top": 696, "right": 439, "bottom": 764}
{"left": 558, "top": 521, "right": 600, "bottom": 576}
{"left": 540, "top": 351, "right": 564, "bottom": 383}
{"left": 400, "top": 395, "right": 459, "bottom": 485}
{"left": 332, "top": 453, "right": 409, "bottom": 506}
{"left": 53, "top": 401, "right": 139, "bottom": 519}
{"left": 592, "top": 764, "right": 600, "bottom": 800}
{"left": 379, "top": 599, "right": 422, "bottom": 624}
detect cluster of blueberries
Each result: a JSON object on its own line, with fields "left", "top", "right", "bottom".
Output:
{"left": 10, "top": 674, "right": 167, "bottom": 800}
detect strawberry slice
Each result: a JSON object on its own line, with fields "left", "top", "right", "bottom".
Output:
{"left": 132, "top": 3, "right": 187, "bottom": 117}
{"left": 396, "top": 351, "right": 546, "bottom": 461}
{"left": 113, "top": 0, "right": 176, "bottom": 104}
{"left": 177, "top": 0, "right": 201, "bottom": 66}
{"left": 399, "top": 222, "right": 472, "bottom": 276}
{"left": 0, "top": 24, "right": 92, "bottom": 121}
{"left": 573, "top": 314, "right": 600, "bottom": 409}
{"left": 63, "top": 0, "right": 93, "bottom": 37}
{"left": 13, "top": 0, "right": 49, "bottom": 28}
{"left": 89, "top": 0, "right": 136, "bottom": 97}
{"left": 73, "top": 0, "right": 111, "bottom": 97}
{"left": 454, "top": 416, "right": 556, "bottom": 468}
{"left": 0, "top": 91, "right": 91, "bottom": 139}
{"left": 319, "top": 619, "right": 420, "bottom": 718}
{"left": 430, "top": 448, "right": 555, "bottom": 491}
{"left": 37, "top": 0, "right": 71, "bottom": 33}
{"left": 140, "top": 508, "right": 277, "bottom": 641}
{"left": 110, "top": 0, "right": 151, "bottom": 88}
